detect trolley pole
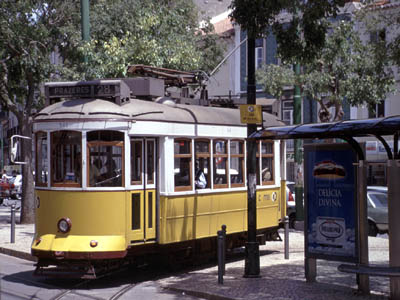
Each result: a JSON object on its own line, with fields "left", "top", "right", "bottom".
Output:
{"left": 244, "top": 36, "right": 260, "bottom": 278}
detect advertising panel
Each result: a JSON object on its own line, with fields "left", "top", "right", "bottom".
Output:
{"left": 304, "top": 143, "right": 359, "bottom": 263}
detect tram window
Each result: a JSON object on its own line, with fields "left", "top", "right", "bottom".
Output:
{"left": 131, "top": 140, "right": 143, "bottom": 185}
{"left": 147, "top": 140, "right": 155, "bottom": 185}
{"left": 87, "top": 130, "right": 124, "bottom": 187}
{"left": 174, "top": 139, "right": 192, "bottom": 191}
{"left": 230, "top": 140, "right": 245, "bottom": 187}
{"left": 195, "top": 140, "right": 210, "bottom": 189}
{"left": 257, "top": 141, "right": 274, "bottom": 185}
{"left": 51, "top": 131, "right": 82, "bottom": 187}
{"left": 213, "top": 140, "right": 228, "bottom": 188}
{"left": 36, "top": 132, "right": 48, "bottom": 186}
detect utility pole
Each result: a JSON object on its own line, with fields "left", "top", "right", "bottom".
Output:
{"left": 293, "top": 62, "right": 304, "bottom": 224}
{"left": 81, "top": 0, "right": 90, "bottom": 63}
{"left": 244, "top": 36, "right": 260, "bottom": 278}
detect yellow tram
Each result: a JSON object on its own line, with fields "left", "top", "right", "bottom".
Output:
{"left": 31, "top": 69, "right": 286, "bottom": 277}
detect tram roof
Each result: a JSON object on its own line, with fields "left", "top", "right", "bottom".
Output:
{"left": 249, "top": 115, "right": 400, "bottom": 140}
{"left": 33, "top": 98, "right": 283, "bottom": 127}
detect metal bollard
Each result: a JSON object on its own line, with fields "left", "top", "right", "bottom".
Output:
{"left": 217, "top": 224, "right": 227, "bottom": 284}
{"left": 11, "top": 204, "right": 16, "bottom": 243}
{"left": 284, "top": 216, "right": 289, "bottom": 259}
{"left": 221, "top": 224, "right": 226, "bottom": 275}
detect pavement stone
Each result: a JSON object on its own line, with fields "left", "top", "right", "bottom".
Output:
{"left": 0, "top": 204, "right": 392, "bottom": 299}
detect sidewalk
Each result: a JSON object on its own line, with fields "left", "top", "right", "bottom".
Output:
{"left": 0, "top": 204, "right": 391, "bottom": 299}
{"left": 0, "top": 203, "right": 36, "bottom": 261}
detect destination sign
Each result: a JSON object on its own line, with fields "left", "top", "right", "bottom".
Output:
{"left": 44, "top": 80, "right": 131, "bottom": 106}
{"left": 47, "top": 83, "right": 117, "bottom": 98}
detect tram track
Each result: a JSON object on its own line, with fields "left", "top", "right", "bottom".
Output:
{"left": 47, "top": 263, "right": 153, "bottom": 300}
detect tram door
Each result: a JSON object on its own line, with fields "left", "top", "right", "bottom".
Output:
{"left": 127, "top": 138, "right": 157, "bottom": 244}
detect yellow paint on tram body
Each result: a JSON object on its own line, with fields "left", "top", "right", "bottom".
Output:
{"left": 33, "top": 187, "right": 283, "bottom": 253}
{"left": 33, "top": 190, "right": 127, "bottom": 253}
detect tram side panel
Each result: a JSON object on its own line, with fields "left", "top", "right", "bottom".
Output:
{"left": 158, "top": 189, "right": 281, "bottom": 245}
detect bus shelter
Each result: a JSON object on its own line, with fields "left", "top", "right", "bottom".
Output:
{"left": 249, "top": 115, "right": 400, "bottom": 299}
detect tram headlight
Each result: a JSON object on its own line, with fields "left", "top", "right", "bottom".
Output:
{"left": 57, "top": 218, "right": 72, "bottom": 233}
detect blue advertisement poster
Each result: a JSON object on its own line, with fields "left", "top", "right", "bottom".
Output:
{"left": 304, "top": 143, "right": 359, "bottom": 262}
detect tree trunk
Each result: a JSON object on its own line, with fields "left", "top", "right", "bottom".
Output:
{"left": 20, "top": 118, "right": 35, "bottom": 224}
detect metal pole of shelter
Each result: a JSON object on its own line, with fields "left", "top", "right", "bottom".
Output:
{"left": 244, "top": 36, "right": 260, "bottom": 278}
{"left": 388, "top": 159, "right": 400, "bottom": 299}
{"left": 357, "top": 160, "right": 370, "bottom": 294}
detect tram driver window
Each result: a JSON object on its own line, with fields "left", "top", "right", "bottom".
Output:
{"left": 87, "top": 130, "right": 124, "bottom": 187}
{"left": 174, "top": 139, "right": 192, "bottom": 191}
{"left": 51, "top": 131, "right": 82, "bottom": 187}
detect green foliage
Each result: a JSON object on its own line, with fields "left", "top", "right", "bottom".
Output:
{"left": 256, "top": 21, "right": 396, "bottom": 122}
{"left": 354, "top": 2, "right": 400, "bottom": 71}
{"left": 62, "top": 0, "right": 224, "bottom": 80}
{"left": 230, "top": 0, "right": 346, "bottom": 63}
{"left": 256, "top": 64, "right": 295, "bottom": 101}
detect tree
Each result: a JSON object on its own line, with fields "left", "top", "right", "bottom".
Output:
{"left": 256, "top": 21, "right": 396, "bottom": 122}
{"left": 0, "top": 0, "right": 224, "bottom": 223}
{"left": 354, "top": 1, "right": 400, "bottom": 72}
{"left": 62, "top": 0, "right": 224, "bottom": 79}
{"left": 0, "top": 1, "right": 79, "bottom": 223}
{"left": 229, "top": 0, "right": 347, "bottom": 63}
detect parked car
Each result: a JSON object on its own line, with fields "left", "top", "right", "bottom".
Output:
{"left": 9, "top": 174, "right": 22, "bottom": 200}
{"left": 0, "top": 179, "right": 12, "bottom": 204}
{"left": 286, "top": 181, "right": 296, "bottom": 228}
{"left": 367, "top": 186, "right": 388, "bottom": 237}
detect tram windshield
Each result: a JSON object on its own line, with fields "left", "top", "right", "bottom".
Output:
{"left": 87, "top": 130, "right": 124, "bottom": 187}
{"left": 51, "top": 131, "right": 82, "bottom": 187}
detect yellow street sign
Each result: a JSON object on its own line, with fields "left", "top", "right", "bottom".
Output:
{"left": 240, "top": 105, "right": 262, "bottom": 124}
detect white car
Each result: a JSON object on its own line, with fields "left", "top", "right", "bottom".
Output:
{"left": 9, "top": 175, "right": 22, "bottom": 200}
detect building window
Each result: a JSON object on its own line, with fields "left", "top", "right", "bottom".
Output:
{"left": 51, "top": 131, "right": 81, "bottom": 187}
{"left": 255, "top": 38, "right": 264, "bottom": 70}
{"left": 195, "top": 139, "right": 210, "bottom": 189}
{"left": 213, "top": 139, "right": 228, "bottom": 188}
{"left": 255, "top": 47, "right": 263, "bottom": 69}
{"left": 230, "top": 140, "right": 245, "bottom": 187}
{"left": 35, "top": 132, "right": 48, "bottom": 186}
{"left": 282, "top": 100, "right": 294, "bottom": 125}
{"left": 370, "top": 29, "right": 386, "bottom": 44}
{"left": 87, "top": 130, "right": 124, "bottom": 187}
{"left": 257, "top": 141, "right": 274, "bottom": 185}
{"left": 368, "top": 101, "right": 385, "bottom": 118}
{"left": 174, "top": 138, "right": 192, "bottom": 191}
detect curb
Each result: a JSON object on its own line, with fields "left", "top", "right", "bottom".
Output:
{"left": 0, "top": 247, "right": 37, "bottom": 262}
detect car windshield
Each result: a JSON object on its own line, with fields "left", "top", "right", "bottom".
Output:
{"left": 368, "top": 192, "right": 387, "bottom": 208}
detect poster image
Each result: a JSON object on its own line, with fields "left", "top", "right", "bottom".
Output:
{"left": 305, "top": 143, "right": 359, "bottom": 263}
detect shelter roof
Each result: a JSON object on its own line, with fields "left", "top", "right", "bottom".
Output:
{"left": 250, "top": 115, "right": 400, "bottom": 140}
